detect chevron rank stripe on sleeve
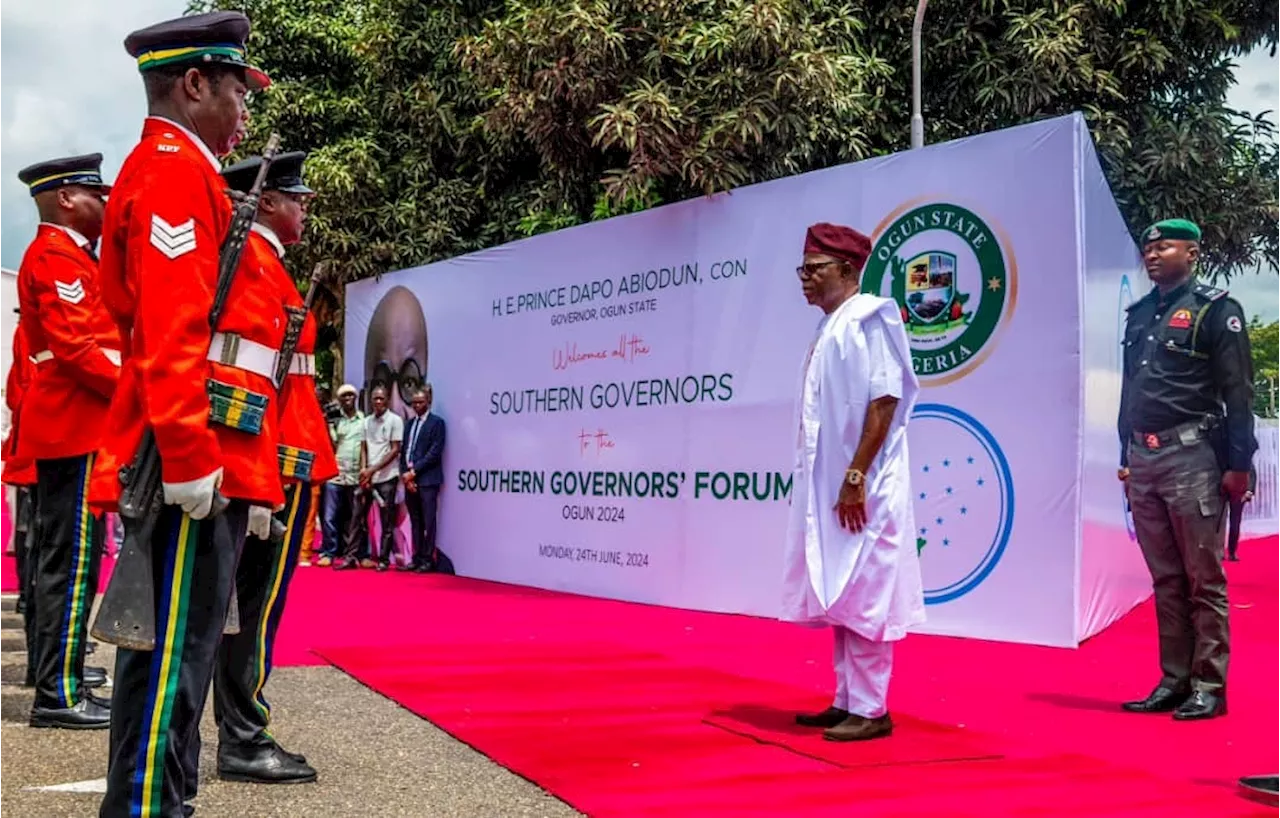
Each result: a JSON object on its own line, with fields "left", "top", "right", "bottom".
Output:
{"left": 150, "top": 215, "right": 197, "bottom": 260}
{"left": 55, "top": 278, "right": 86, "bottom": 305}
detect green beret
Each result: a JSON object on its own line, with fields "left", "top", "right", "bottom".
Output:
{"left": 1142, "top": 218, "right": 1201, "bottom": 244}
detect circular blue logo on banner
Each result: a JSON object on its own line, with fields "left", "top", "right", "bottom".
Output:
{"left": 909, "top": 403, "right": 1015, "bottom": 604}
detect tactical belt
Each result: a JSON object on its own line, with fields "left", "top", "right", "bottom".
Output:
{"left": 278, "top": 444, "right": 316, "bottom": 481}
{"left": 1133, "top": 417, "right": 1219, "bottom": 451}
{"left": 31, "top": 348, "right": 120, "bottom": 366}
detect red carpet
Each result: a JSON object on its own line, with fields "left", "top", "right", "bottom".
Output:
{"left": 280, "top": 536, "right": 1276, "bottom": 816}
{"left": 702, "top": 703, "right": 1002, "bottom": 768}
{"left": 3, "top": 530, "right": 1275, "bottom": 815}
{"left": 313, "top": 640, "right": 1266, "bottom": 816}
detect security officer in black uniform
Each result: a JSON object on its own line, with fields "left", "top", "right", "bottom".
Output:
{"left": 1117, "top": 218, "right": 1254, "bottom": 721}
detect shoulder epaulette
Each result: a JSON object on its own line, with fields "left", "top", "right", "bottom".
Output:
{"left": 1192, "top": 283, "right": 1228, "bottom": 302}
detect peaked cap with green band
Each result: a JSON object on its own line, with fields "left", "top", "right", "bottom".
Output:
{"left": 1142, "top": 218, "right": 1201, "bottom": 245}
{"left": 124, "top": 11, "right": 270, "bottom": 92}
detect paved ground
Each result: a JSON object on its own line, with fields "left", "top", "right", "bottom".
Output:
{"left": 1, "top": 594, "right": 582, "bottom": 817}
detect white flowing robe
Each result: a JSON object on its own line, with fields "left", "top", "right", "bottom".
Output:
{"left": 780, "top": 293, "right": 926, "bottom": 642}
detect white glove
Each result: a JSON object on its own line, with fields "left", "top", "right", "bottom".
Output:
{"left": 248, "top": 505, "right": 274, "bottom": 540}
{"left": 162, "top": 467, "right": 224, "bottom": 520}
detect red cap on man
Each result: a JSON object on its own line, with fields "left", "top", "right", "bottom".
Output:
{"left": 804, "top": 223, "right": 872, "bottom": 271}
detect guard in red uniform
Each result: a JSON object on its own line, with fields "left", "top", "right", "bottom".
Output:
{"left": 89, "top": 12, "right": 283, "bottom": 818}
{"left": 4, "top": 311, "right": 36, "bottom": 493}
{"left": 4, "top": 312, "right": 39, "bottom": 684}
{"left": 210, "top": 151, "right": 332, "bottom": 784}
{"left": 4, "top": 312, "right": 109, "bottom": 694}
{"left": 15, "top": 153, "right": 118, "bottom": 730}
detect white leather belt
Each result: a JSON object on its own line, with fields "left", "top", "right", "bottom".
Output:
{"left": 208, "top": 332, "right": 279, "bottom": 381}
{"left": 289, "top": 353, "right": 315, "bottom": 377}
{"left": 32, "top": 348, "right": 120, "bottom": 366}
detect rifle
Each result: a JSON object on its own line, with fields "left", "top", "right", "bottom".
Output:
{"left": 274, "top": 263, "right": 326, "bottom": 390}
{"left": 253, "top": 264, "right": 326, "bottom": 541}
{"left": 92, "top": 134, "right": 282, "bottom": 651}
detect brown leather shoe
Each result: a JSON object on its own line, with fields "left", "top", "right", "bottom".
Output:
{"left": 823, "top": 713, "right": 893, "bottom": 742}
{"left": 795, "top": 706, "right": 849, "bottom": 728}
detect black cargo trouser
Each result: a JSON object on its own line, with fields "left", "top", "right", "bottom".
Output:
{"left": 1127, "top": 430, "right": 1229, "bottom": 693}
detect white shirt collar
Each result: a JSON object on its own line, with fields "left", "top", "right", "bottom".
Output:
{"left": 251, "top": 223, "right": 285, "bottom": 258}
{"left": 40, "top": 223, "right": 90, "bottom": 249}
{"left": 147, "top": 116, "right": 221, "bottom": 171}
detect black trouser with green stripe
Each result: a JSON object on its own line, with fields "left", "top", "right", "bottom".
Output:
{"left": 213, "top": 481, "right": 311, "bottom": 751}
{"left": 32, "top": 455, "right": 102, "bottom": 710}
{"left": 100, "top": 501, "right": 247, "bottom": 818}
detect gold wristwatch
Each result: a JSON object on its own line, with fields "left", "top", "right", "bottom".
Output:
{"left": 845, "top": 469, "right": 865, "bottom": 487}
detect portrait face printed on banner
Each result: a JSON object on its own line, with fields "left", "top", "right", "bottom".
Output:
{"left": 364, "top": 285, "right": 428, "bottom": 416}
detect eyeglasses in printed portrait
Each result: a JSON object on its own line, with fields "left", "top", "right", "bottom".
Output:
{"left": 363, "top": 285, "right": 428, "bottom": 416}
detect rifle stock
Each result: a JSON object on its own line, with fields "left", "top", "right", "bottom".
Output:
{"left": 91, "top": 133, "right": 282, "bottom": 651}
{"left": 91, "top": 429, "right": 162, "bottom": 649}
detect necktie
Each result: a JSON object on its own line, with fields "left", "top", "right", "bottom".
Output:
{"left": 408, "top": 416, "right": 424, "bottom": 458}
{"left": 84, "top": 244, "right": 98, "bottom": 262}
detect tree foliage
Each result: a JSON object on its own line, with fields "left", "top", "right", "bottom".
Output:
{"left": 203, "top": 0, "right": 1279, "bottom": 296}
{"left": 192, "top": 0, "right": 535, "bottom": 377}
{"left": 1248, "top": 316, "right": 1278, "bottom": 416}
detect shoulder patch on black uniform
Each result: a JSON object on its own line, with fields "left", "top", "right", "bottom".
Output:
{"left": 1192, "top": 283, "right": 1228, "bottom": 301}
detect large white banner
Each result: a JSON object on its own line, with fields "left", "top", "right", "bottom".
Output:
{"left": 347, "top": 113, "right": 1146, "bottom": 647}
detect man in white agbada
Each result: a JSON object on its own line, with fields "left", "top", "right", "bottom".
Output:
{"left": 781, "top": 222, "right": 925, "bottom": 742}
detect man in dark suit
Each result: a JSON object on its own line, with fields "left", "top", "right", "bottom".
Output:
{"left": 400, "top": 385, "right": 454, "bottom": 574}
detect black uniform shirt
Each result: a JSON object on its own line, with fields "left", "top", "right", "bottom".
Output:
{"left": 1118, "top": 280, "right": 1255, "bottom": 470}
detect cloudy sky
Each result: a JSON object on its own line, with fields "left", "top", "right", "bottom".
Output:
{"left": 2, "top": 1, "right": 1277, "bottom": 319}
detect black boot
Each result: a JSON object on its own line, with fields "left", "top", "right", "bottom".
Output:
{"left": 84, "top": 665, "right": 109, "bottom": 689}
{"left": 272, "top": 739, "right": 307, "bottom": 765}
{"left": 217, "top": 742, "right": 317, "bottom": 784}
{"left": 1173, "top": 690, "right": 1227, "bottom": 720}
{"left": 1121, "top": 684, "right": 1190, "bottom": 713}
{"left": 29, "top": 697, "right": 111, "bottom": 729}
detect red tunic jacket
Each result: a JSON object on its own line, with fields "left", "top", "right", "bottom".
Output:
{"left": 16, "top": 224, "right": 122, "bottom": 461}
{"left": 2, "top": 322, "right": 37, "bottom": 486}
{"left": 250, "top": 228, "right": 338, "bottom": 485}
{"left": 90, "top": 117, "right": 286, "bottom": 511}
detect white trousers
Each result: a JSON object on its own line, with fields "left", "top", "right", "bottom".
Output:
{"left": 831, "top": 625, "right": 893, "bottom": 718}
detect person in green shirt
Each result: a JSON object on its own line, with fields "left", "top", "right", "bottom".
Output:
{"left": 319, "top": 384, "right": 367, "bottom": 566}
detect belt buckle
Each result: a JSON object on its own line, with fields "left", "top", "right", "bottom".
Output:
{"left": 1144, "top": 433, "right": 1161, "bottom": 450}
{"left": 219, "top": 333, "right": 240, "bottom": 366}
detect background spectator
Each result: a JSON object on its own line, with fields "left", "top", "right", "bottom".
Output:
{"left": 337, "top": 385, "right": 402, "bottom": 570}
{"left": 323, "top": 384, "right": 367, "bottom": 567}
{"left": 400, "top": 385, "right": 454, "bottom": 574}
